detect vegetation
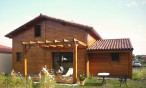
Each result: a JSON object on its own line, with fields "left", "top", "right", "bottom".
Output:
{"left": 56, "top": 68, "right": 146, "bottom": 88}
{"left": 0, "top": 75, "right": 33, "bottom": 88}
{"left": 1, "top": 65, "right": 146, "bottom": 88}
{"left": 79, "top": 74, "right": 86, "bottom": 81}
{"left": 38, "top": 67, "right": 56, "bottom": 88}
{"left": 133, "top": 68, "right": 146, "bottom": 80}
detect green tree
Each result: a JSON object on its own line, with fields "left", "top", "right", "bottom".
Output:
{"left": 133, "top": 54, "right": 136, "bottom": 61}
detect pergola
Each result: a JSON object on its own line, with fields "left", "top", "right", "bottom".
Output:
{"left": 22, "top": 38, "right": 87, "bottom": 83}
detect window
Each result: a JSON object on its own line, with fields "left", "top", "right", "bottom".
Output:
{"left": 16, "top": 52, "right": 22, "bottom": 61}
{"left": 52, "top": 52, "right": 73, "bottom": 74}
{"left": 112, "top": 53, "right": 119, "bottom": 61}
{"left": 34, "top": 25, "right": 41, "bottom": 37}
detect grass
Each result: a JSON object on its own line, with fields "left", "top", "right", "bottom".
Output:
{"left": 56, "top": 77, "right": 146, "bottom": 88}
{"left": 1, "top": 66, "right": 146, "bottom": 88}
{"left": 56, "top": 67, "right": 146, "bottom": 88}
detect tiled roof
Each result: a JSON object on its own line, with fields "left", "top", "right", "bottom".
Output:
{"left": 5, "top": 14, "right": 102, "bottom": 40}
{"left": 88, "top": 38, "right": 133, "bottom": 51}
{"left": 0, "top": 44, "right": 12, "bottom": 54}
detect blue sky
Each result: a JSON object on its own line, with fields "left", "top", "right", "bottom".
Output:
{"left": 0, "top": 0, "right": 146, "bottom": 55}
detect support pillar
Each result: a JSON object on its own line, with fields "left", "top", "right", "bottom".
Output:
{"left": 86, "top": 54, "right": 90, "bottom": 77}
{"left": 73, "top": 42, "right": 77, "bottom": 83}
{"left": 23, "top": 45, "right": 27, "bottom": 78}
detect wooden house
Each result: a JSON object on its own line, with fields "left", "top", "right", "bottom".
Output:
{"left": 0, "top": 44, "right": 12, "bottom": 74}
{"left": 5, "top": 14, "right": 133, "bottom": 83}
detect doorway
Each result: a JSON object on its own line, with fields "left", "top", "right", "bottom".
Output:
{"left": 52, "top": 52, "right": 73, "bottom": 74}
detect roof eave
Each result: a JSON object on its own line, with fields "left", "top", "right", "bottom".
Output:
{"left": 87, "top": 48, "right": 134, "bottom": 52}
{"left": 5, "top": 14, "right": 102, "bottom": 39}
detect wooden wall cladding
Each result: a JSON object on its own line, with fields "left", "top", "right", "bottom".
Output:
{"left": 89, "top": 52, "right": 131, "bottom": 77}
{"left": 12, "top": 20, "right": 88, "bottom": 75}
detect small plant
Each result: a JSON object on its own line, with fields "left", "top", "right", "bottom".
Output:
{"left": 26, "top": 76, "right": 33, "bottom": 88}
{"left": 38, "top": 66, "right": 56, "bottom": 88}
{"left": 79, "top": 74, "right": 86, "bottom": 81}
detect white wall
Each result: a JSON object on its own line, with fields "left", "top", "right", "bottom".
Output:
{"left": 0, "top": 53, "right": 12, "bottom": 74}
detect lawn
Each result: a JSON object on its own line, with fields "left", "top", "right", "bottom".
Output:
{"left": 55, "top": 77, "right": 146, "bottom": 88}
{"left": 56, "top": 66, "right": 146, "bottom": 88}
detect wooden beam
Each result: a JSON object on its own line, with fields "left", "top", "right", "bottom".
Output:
{"left": 56, "top": 45, "right": 64, "bottom": 47}
{"left": 73, "top": 42, "right": 78, "bottom": 83}
{"left": 77, "top": 41, "right": 86, "bottom": 46}
{"left": 22, "top": 42, "right": 29, "bottom": 45}
{"left": 54, "top": 40, "right": 61, "bottom": 43}
{"left": 42, "top": 45, "right": 50, "bottom": 47}
{"left": 86, "top": 54, "right": 89, "bottom": 77}
{"left": 46, "top": 40, "right": 53, "bottom": 43}
{"left": 63, "top": 39, "right": 69, "bottom": 42}
{"left": 73, "top": 38, "right": 78, "bottom": 42}
{"left": 67, "top": 44, "right": 71, "bottom": 47}
{"left": 73, "top": 38, "right": 86, "bottom": 46}
{"left": 23, "top": 45, "right": 27, "bottom": 78}
{"left": 29, "top": 41, "right": 36, "bottom": 44}
{"left": 37, "top": 41, "right": 45, "bottom": 44}
{"left": 49, "top": 45, "right": 56, "bottom": 47}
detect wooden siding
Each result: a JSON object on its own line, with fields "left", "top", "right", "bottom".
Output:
{"left": 12, "top": 20, "right": 87, "bottom": 75}
{"left": 45, "top": 20, "right": 87, "bottom": 43}
{"left": 87, "top": 34, "right": 96, "bottom": 47}
{"left": 89, "top": 52, "right": 132, "bottom": 78}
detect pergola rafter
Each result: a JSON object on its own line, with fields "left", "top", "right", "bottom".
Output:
{"left": 22, "top": 38, "right": 87, "bottom": 48}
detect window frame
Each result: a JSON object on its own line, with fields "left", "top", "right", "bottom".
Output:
{"left": 34, "top": 25, "right": 41, "bottom": 37}
{"left": 16, "top": 52, "right": 22, "bottom": 62}
{"left": 111, "top": 53, "right": 120, "bottom": 61}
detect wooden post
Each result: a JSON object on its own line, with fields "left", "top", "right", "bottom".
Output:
{"left": 86, "top": 54, "right": 89, "bottom": 77}
{"left": 23, "top": 45, "right": 27, "bottom": 78}
{"left": 73, "top": 42, "right": 77, "bottom": 83}
{"left": 129, "top": 51, "right": 133, "bottom": 79}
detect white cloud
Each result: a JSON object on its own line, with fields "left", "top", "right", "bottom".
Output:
{"left": 126, "top": 1, "right": 138, "bottom": 7}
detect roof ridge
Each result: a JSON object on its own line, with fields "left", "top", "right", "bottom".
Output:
{"left": 5, "top": 14, "right": 102, "bottom": 39}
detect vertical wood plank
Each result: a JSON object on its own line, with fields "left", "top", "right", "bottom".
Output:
{"left": 73, "top": 42, "right": 77, "bottom": 83}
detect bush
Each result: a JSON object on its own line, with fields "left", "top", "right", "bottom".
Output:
{"left": 38, "top": 67, "right": 56, "bottom": 88}
{"left": 0, "top": 74, "right": 33, "bottom": 88}
{"left": 133, "top": 69, "right": 146, "bottom": 80}
{"left": 0, "top": 74, "right": 5, "bottom": 87}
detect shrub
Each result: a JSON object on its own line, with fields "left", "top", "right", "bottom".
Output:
{"left": 0, "top": 74, "right": 5, "bottom": 87}
{"left": 133, "top": 69, "right": 146, "bottom": 80}
{"left": 26, "top": 77, "right": 34, "bottom": 88}
{"left": 79, "top": 74, "right": 86, "bottom": 81}
{"left": 38, "top": 67, "right": 56, "bottom": 88}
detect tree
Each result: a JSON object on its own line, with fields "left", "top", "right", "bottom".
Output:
{"left": 133, "top": 54, "right": 136, "bottom": 61}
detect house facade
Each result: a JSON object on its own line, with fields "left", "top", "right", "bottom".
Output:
{"left": 5, "top": 14, "right": 133, "bottom": 83}
{"left": 0, "top": 44, "right": 12, "bottom": 74}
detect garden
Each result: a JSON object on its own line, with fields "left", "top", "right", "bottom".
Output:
{"left": 0, "top": 65, "right": 146, "bottom": 88}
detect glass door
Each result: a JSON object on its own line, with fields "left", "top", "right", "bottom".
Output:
{"left": 52, "top": 52, "right": 73, "bottom": 74}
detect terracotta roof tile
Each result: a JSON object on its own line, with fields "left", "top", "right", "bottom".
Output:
{"left": 0, "top": 44, "right": 12, "bottom": 54}
{"left": 88, "top": 38, "right": 133, "bottom": 51}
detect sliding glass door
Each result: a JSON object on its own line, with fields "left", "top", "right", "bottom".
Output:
{"left": 52, "top": 52, "right": 73, "bottom": 74}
